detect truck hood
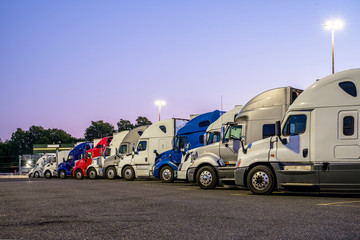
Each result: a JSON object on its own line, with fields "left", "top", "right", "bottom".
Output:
{"left": 155, "top": 149, "right": 172, "bottom": 164}
{"left": 237, "top": 137, "right": 274, "bottom": 167}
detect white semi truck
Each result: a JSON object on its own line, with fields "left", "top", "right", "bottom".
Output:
{"left": 235, "top": 69, "right": 360, "bottom": 194}
{"left": 86, "top": 131, "right": 129, "bottom": 179}
{"left": 43, "top": 150, "right": 70, "bottom": 179}
{"left": 28, "top": 154, "right": 56, "bottom": 178}
{"left": 102, "top": 125, "right": 149, "bottom": 180}
{"left": 186, "top": 86, "right": 302, "bottom": 189}
{"left": 177, "top": 105, "right": 243, "bottom": 180}
{"left": 117, "top": 118, "right": 188, "bottom": 180}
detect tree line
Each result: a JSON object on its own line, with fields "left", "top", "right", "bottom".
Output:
{"left": 0, "top": 116, "right": 152, "bottom": 170}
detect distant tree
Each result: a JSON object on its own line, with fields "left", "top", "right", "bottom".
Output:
{"left": 84, "top": 120, "right": 115, "bottom": 141}
{"left": 117, "top": 119, "right": 134, "bottom": 131}
{"left": 45, "top": 128, "right": 76, "bottom": 144}
{"left": 10, "top": 128, "right": 31, "bottom": 155}
{"left": 135, "top": 116, "right": 152, "bottom": 127}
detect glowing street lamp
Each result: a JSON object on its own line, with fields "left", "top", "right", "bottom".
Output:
{"left": 155, "top": 100, "right": 166, "bottom": 121}
{"left": 324, "top": 20, "right": 344, "bottom": 74}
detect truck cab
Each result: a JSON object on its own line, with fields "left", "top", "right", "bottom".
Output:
{"left": 235, "top": 69, "right": 360, "bottom": 194}
{"left": 57, "top": 142, "right": 93, "bottom": 179}
{"left": 117, "top": 118, "right": 188, "bottom": 180}
{"left": 152, "top": 110, "right": 224, "bottom": 183}
{"left": 28, "top": 154, "right": 56, "bottom": 178}
{"left": 187, "top": 87, "right": 302, "bottom": 189}
{"left": 177, "top": 106, "right": 243, "bottom": 181}
{"left": 102, "top": 126, "right": 148, "bottom": 180}
{"left": 86, "top": 131, "right": 129, "bottom": 179}
{"left": 73, "top": 136, "right": 112, "bottom": 180}
{"left": 43, "top": 150, "right": 70, "bottom": 178}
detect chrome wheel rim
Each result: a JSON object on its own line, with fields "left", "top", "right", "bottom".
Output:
{"left": 124, "top": 168, "right": 132, "bottom": 179}
{"left": 252, "top": 171, "right": 269, "bottom": 191}
{"left": 162, "top": 168, "right": 172, "bottom": 181}
{"left": 46, "top": 172, "right": 51, "bottom": 178}
{"left": 107, "top": 169, "right": 115, "bottom": 178}
{"left": 60, "top": 171, "right": 65, "bottom": 178}
{"left": 89, "top": 170, "right": 96, "bottom": 179}
{"left": 199, "top": 170, "right": 213, "bottom": 186}
{"left": 76, "top": 171, "right": 82, "bottom": 179}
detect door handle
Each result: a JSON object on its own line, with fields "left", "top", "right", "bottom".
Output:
{"left": 321, "top": 162, "right": 329, "bottom": 171}
{"left": 145, "top": 157, "right": 148, "bottom": 162}
{"left": 302, "top": 148, "right": 308, "bottom": 158}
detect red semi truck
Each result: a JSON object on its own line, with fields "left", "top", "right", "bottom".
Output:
{"left": 73, "top": 136, "right": 113, "bottom": 180}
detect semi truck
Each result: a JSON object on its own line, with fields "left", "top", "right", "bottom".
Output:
{"left": 86, "top": 131, "right": 129, "bottom": 179}
{"left": 235, "top": 69, "right": 360, "bottom": 194}
{"left": 73, "top": 136, "right": 113, "bottom": 180}
{"left": 152, "top": 110, "right": 224, "bottom": 183}
{"left": 177, "top": 105, "right": 243, "bottom": 181}
{"left": 43, "top": 150, "right": 70, "bottom": 178}
{"left": 57, "top": 142, "right": 93, "bottom": 179}
{"left": 117, "top": 118, "right": 189, "bottom": 180}
{"left": 28, "top": 154, "right": 56, "bottom": 178}
{"left": 187, "top": 87, "right": 303, "bottom": 189}
{"left": 103, "top": 125, "right": 148, "bottom": 180}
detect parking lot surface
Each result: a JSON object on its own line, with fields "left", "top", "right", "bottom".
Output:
{"left": 1, "top": 178, "right": 360, "bottom": 239}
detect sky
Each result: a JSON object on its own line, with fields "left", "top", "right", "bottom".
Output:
{"left": 1, "top": 0, "right": 360, "bottom": 141}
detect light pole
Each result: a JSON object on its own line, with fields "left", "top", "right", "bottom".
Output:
{"left": 155, "top": 100, "right": 166, "bottom": 121}
{"left": 324, "top": 20, "right": 344, "bottom": 74}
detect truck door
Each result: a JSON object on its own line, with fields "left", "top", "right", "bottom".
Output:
{"left": 276, "top": 111, "right": 318, "bottom": 186}
{"left": 219, "top": 125, "right": 242, "bottom": 165}
{"left": 319, "top": 110, "right": 360, "bottom": 191}
{"left": 133, "top": 140, "right": 151, "bottom": 177}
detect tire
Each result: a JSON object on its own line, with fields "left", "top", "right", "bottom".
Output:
{"left": 246, "top": 165, "right": 275, "bottom": 195}
{"left": 34, "top": 171, "right": 40, "bottom": 178}
{"left": 122, "top": 166, "right": 135, "bottom": 181}
{"left": 59, "top": 170, "right": 67, "bottom": 179}
{"left": 196, "top": 166, "right": 217, "bottom": 189}
{"left": 160, "top": 166, "right": 174, "bottom": 183}
{"left": 75, "top": 169, "right": 84, "bottom": 180}
{"left": 88, "top": 168, "right": 97, "bottom": 180}
{"left": 44, "top": 170, "right": 52, "bottom": 179}
{"left": 28, "top": 173, "right": 33, "bottom": 178}
{"left": 106, "top": 166, "right": 117, "bottom": 180}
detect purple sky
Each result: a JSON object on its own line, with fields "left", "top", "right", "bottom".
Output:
{"left": 1, "top": 0, "right": 360, "bottom": 141}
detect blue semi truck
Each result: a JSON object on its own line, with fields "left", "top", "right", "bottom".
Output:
{"left": 57, "top": 142, "right": 92, "bottom": 179}
{"left": 152, "top": 110, "right": 223, "bottom": 183}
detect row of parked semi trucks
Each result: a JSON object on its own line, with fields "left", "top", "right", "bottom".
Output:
{"left": 29, "top": 69, "right": 360, "bottom": 194}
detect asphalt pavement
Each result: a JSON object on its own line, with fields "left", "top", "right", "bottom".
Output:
{"left": 1, "top": 177, "right": 360, "bottom": 239}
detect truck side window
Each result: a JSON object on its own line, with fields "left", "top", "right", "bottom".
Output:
{"left": 230, "top": 126, "right": 242, "bottom": 140}
{"left": 199, "top": 120, "right": 210, "bottom": 128}
{"left": 262, "top": 124, "right": 275, "bottom": 139}
{"left": 137, "top": 141, "right": 147, "bottom": 151}
{"left": 283, "top": 115, "right": 306, "bottom": 136}
{"left": 199, "top": 135, "right": 204, "bottom": 144}
{"left": 119, "top": 145, "right": 127, "bottom": 154}
{"left": 339, "top": 81, "right": 357, "bottom": 97}
{"left": 223, "top": 127, "right": 231, "bottom": 143}
{"left": 96, "top": 144, "right": 103, "bottom": 149}
{"left": 343, "top": 116, "right": 354, "bottom": 136}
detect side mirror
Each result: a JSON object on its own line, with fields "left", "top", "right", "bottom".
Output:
{"left": 275, "top": 121, "right": 281, "bottom": 137}
{"left": 153, "top": 150, "right": 159, "bottom": 156}
{"left": 171, "top": 137, "right": 175, "bottom": 150}
{"left": 220, "top": 126, "right": 224, "bottom": 141}
{"left": 203, "top": 133, "right": 207, "bottom": 146}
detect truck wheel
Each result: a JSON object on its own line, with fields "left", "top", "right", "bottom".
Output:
{"left": 34, "top": 171, "right": 40, "bottom": 178}
{"left": 28, "top": 173, "right": 33, "bottom": 178}
{"left": 44, "top": 170, "right": 52, "bottom": 179}
{"left": 160, "top": 166, "right": 174, "bottom": 183}
{"left": 122, "top": 166, "right": 135, "bottom": 181}
{"left": 106, "top": 167, "right": 117, "bottom": 180}
{"left": 75, "top": 169, "right": 84, "bottom": 180}
{"left": 88, "top": 168, "right": 97, "bottom": 180}
{"left": 196, "top": 166, "right": 217, "bottom": 189}
{"left": 247, "top": 165, "right": 275, "bottom": 195}
{"left": 59, "top": 170, "right": 66, "bottom": 179}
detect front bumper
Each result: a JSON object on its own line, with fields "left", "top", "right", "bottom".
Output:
{"left": 234, "top": 167, "right": 247, "bottom": 187}
{"left": 187, "top": 167, "right": 196, "bottom": 183}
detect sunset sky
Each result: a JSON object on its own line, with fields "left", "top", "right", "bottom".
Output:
{"left": 1, "top": 0, "right": 360, "bottom": 141}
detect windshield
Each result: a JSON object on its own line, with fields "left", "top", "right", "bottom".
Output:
{"left": 174, "top": 136, "right": 188, "bottom": 150}
{"left": 223, "top": 125, "right": 242, "bottom": 142}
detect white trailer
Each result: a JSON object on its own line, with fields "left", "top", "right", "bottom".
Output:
{"left": 117, "top": 118, "right": 188, "bottom": 180}
{"left": 235, "top": 69, "right": 360, "bottom": 194}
